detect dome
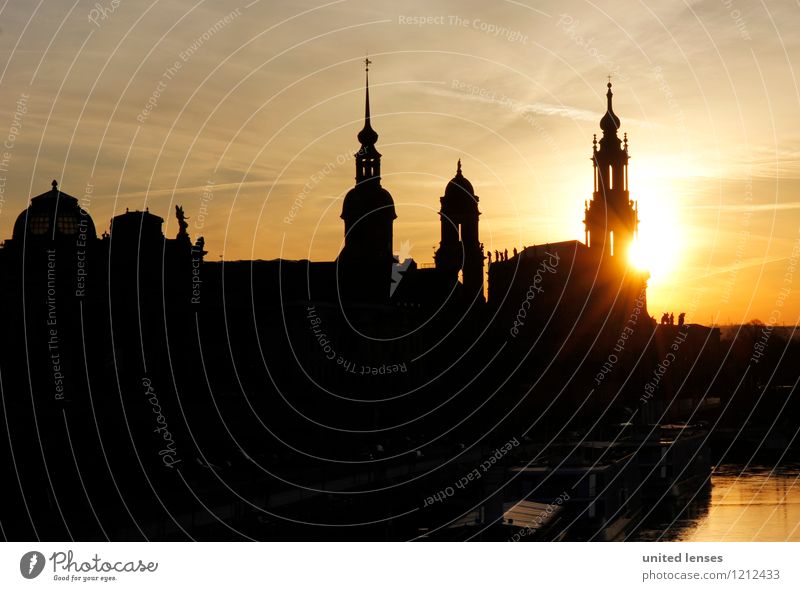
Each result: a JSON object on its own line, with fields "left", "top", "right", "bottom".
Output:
{"left": 445, "top": 162, "right": 474, "bottom": 198}
{"left": 341, "top": 182, "right": 396, "bottom": 221}
{"left": 110, "top": 209, "right": 164, "bottom": 239}
{"left": 442, "top": 160, "right": 479, "bottom": 212}
{"left": 12, "top": 180, "right": 97, "bottom": 242}
{"left": 600, "top": 82, "right": 621, "bottom": 134}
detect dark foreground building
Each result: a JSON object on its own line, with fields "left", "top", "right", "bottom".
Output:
{"left": 0, "top": 72, "right": 761, "bottom": 542}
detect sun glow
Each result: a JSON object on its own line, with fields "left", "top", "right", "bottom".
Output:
{"left": 629, "top": 236, "right": 671, "bottom": 278}
{"left": 627, "top": 188, "right": 682, "bottom": 287}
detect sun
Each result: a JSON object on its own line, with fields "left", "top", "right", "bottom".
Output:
{"left": 628, "top": 237, "right": 668, "bottom": 277}
{"left": 627, "top": 194, "right": 681, "bottom": 287}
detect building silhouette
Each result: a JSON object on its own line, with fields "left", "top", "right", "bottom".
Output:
{"left": 584, "top": 82, "right": 639, "bottom": 260}
{"left": 338, "top": 59, "right": 397, "bottom": 303}
{"left": 434, "top": 159, "right": 485, "bottom": 302}
{"left": 0, "top": 68, "right": 774, "bottom": 543}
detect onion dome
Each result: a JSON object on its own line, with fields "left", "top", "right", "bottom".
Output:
{"left": 599, "top": 82, "right": 621, "bottom": 135}
{"left": 357, "top": 69, "right": 379, "bottom": 147}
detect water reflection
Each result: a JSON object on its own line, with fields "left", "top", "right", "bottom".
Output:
{"left": 633, "top": 464, "right": 800, "bottom": 541}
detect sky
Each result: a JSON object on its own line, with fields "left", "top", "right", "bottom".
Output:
{"left": 0, "top": 0, "right": 798, "bottom": 324}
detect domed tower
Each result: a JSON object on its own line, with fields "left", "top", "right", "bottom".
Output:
{"left": 434, "top": 160, "right": 484, "bottom": 300}
{"left": 5, "top": 180, "right": 98, "bottom": 298}
{"left": 584, "top": 82, "right": 638, "bottom": 261}
{"left": 12, "top": 180, "right": 96, "bottom": 245}
{"left": 338, "top": 59, "right": 397, "bottom": 302}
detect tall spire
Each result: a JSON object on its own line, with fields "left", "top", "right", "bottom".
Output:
{"left": 358, "top": 57, "right": 378, "bottom": 146}
{"left": 339, "top": 56, "right": 396, "bottom": 303}
{"left": 354, "top": 57, "right": 381, "bottom": 182}
{"left": 585, "top": 79, "right": 636, "bottom": 257}
{"left": 364, "top": 57, "right": 371, "bottom": 119}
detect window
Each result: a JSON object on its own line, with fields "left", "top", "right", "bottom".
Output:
{"left": 56, "top": 215, "right": 78, "bottom": 235}
{"left": 28, "top": 215, "right": 50, "bottom": 235}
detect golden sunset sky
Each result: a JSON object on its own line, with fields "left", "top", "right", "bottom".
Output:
{"left": 0, "top": 0, "right": 797, "bottom": 324}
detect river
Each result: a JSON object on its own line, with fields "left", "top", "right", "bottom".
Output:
{"left": 632, "top": 464, "right": 800, "bottom": 541}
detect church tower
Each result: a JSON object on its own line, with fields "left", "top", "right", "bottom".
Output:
{"left": 584, "top": 82, "right": 638, "bottom": 261}
{"left": 338, "top": 59, "right": 396, "bottom": 302}
{"left": 434, "top": 160, "right": 484, "bottom": 300}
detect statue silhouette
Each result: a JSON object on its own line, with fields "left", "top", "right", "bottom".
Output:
{"left": 176, "top": 205, "right": 189, "bottom": 237}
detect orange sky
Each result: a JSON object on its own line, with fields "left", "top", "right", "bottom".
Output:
{"left": 0, "top": 0, "right": 798, "bottom": 325}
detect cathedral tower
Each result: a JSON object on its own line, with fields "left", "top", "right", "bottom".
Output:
{"left": 583, "top": 82, "right": 638, "bottom": 261}
{"left": 338, "top": 59, "right": 397, "bottom": 302}
{"left": 434, "top": 160, "right": 484, "bottom": 300}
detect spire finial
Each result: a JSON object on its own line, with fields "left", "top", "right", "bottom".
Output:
{"left": 51, "top": 179, "right": 58, "bottom": 191}
{"left": 357, "top": 56, "right": 378, "bottom": 146}
{"left": 365, "top": 57, "right": 371, "bottom": 124}
{"left": 457, "top": 158, "right": 462, "bottom": 175}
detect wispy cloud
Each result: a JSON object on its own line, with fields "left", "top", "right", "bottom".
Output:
{"left": 427, "top": 85, "right": 598, "bottom": 122}
{"left": 693, "top": 255, "right": 791, "bottom": 281}
{"left": 686, "top": 201, "right": 800, "bottom": 213}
